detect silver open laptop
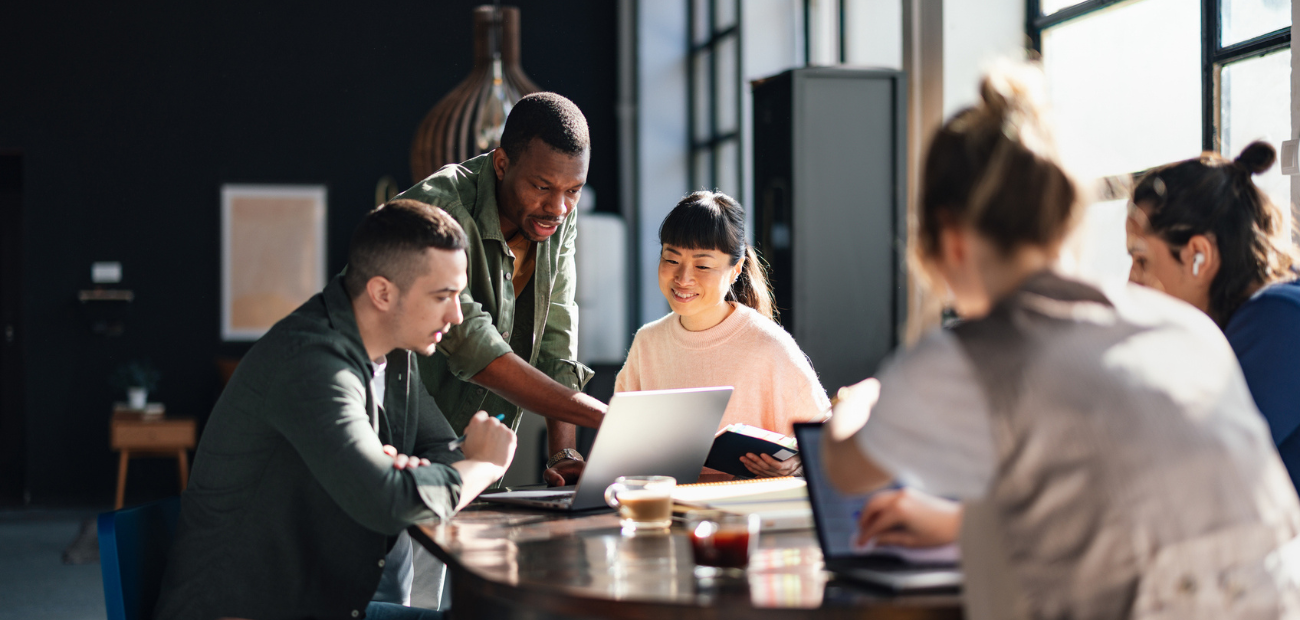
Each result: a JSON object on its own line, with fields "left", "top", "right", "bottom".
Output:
{"left": 481, "top": 386, "right": 733, "bottom": 511}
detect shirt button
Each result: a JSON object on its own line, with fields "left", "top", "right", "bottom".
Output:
{"left": 378, "top": 559, "right": 386, "bottom": 567}
{"left": 502, "top": 331, "right": 510, "bottom": 339}
{"left": 476, "top": 387, "right": 485, "bottom": 395}
{"left": 351, "top": 611, "right": 359, "bottom": 618}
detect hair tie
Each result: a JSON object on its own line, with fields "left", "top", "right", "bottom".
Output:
{"left": 1151, "top": 176, "right": 1167, "bottom": 199}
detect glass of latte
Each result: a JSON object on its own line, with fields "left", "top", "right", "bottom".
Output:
{"left": 604, "top": 475, "right": 676, "bottom": 533}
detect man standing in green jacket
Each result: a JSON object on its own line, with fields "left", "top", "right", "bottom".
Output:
{"left": 395, "top": 92, "right": 606, "bottom": 486}
{"left": 155, "top": 200, "right": 516, "bottom": 620}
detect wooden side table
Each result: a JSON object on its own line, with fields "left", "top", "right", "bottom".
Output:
{"left": 110, "top": 409, "right": 197, "bottom": 509}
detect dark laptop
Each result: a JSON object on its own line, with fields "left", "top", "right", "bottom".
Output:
{"left": 793, "top": 422, "right": 963, "bottom": 593}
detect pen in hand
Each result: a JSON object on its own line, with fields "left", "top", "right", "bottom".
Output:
{"left": 447, "top": 414, "right": 506, "bottom": 451}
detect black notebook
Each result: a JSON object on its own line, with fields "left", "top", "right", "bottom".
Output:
{"left": 704, "top": 424, "right": 799, "bottom": 477}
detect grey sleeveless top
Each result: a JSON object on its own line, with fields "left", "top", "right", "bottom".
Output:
{"left": 948, "top": 273, "right": 1300, "bottom": 619}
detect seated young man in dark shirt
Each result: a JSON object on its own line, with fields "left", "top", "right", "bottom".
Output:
{"left": 155, "top": 199, "right": 516, "bottom": 620}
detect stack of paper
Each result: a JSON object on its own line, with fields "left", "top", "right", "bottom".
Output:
{"left": 672, "top": 477, "right": 812, "bottom": 531}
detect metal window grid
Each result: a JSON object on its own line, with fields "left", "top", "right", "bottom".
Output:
{"left": 1026, "top": 0, "right": 1290, "bottom": 157}
{"left": 688, "top": 0, "right": 744, "bottom": 193}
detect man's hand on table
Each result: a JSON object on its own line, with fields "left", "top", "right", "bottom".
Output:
{"left": 382, "top": 445, "right": 432, "bottom": 470}
{"left": 543, "top": 459, "right": 585, "bottom": 487}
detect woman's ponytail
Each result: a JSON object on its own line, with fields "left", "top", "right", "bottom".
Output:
{"left": 729, "top": 245, "right": 776, "bottom": 321}
{"left": 1232, "top": 142, "right": 1285, "bottom": 254}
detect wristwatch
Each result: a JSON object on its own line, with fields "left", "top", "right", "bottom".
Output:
{"left": 546, "top": 448, "right": 585, "bottom": 469}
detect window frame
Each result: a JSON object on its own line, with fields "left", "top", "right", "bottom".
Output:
{"left": 1026, "top": 0, "right": 1291, "bottom": 156}
{"left": 801, "top": 0, "right": 849, "bottom": 66}
{"left": 687, "top": 0, "right": 744, "bottom": 193}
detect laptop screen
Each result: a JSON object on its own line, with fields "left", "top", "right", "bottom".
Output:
{"left": 793, "top": 422, "right": 884, "bottom": 560}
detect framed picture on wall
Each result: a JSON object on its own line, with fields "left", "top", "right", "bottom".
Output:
{"left": 221, "top": 184, "right": 327, "bottom": 341}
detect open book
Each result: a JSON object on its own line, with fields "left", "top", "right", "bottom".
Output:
{"left": 703, "top": 423, "right": 798, "bottom": 478}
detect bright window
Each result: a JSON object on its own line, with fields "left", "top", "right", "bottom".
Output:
{"left": 1222, "top": 48, "right": 1292, "bottom": 213}
{"left": 1031, "top": 0, "right": 1293, "bottom": 281}
{"left": 1041, "top": 0, "right": 1203, "bottom": 181}
{"left": 1221, "top": 0, "right": 1292, "bottom": 47}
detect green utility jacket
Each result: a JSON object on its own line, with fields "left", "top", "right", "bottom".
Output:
{"left": 396, "top": 153, "right": 594, "bottom": 434}
{"left": 155, "top": 276, "right": 463, "bottom": 620}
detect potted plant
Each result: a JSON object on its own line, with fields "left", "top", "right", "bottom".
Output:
{"left": 111, "top": 361, "right": 160, "bottom": 411}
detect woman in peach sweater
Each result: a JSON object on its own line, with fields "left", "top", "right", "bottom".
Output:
{"left": 615, "top": 191, "right": 831, "bottom": 477}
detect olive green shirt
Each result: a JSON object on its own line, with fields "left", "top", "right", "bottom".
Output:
{"left": 395, "top": 153, "right": 593, "bottom": 434}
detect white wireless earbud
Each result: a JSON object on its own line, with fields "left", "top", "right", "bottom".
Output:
{"left": 1192, "top": 252, "right": 1205, "bottom": 276}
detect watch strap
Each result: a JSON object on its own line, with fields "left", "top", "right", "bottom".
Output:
{"left": 546, "top": 448, "right": 584, "bottom": 469}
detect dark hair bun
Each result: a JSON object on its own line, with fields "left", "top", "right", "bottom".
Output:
{"left": 1235, "top": 141, "right": 1277, "bottom": 175}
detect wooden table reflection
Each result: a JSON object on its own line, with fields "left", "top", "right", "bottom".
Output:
{"left": 409, "top": 503, "right": 962, "bottom": 619}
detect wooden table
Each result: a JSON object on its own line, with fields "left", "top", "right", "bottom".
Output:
{"left": 409, "top": 504, "right": 962, "bottom": 619}
{"left": 109, "top": 410, "right": 196, "bottom": 509}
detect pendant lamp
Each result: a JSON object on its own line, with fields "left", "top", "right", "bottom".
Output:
{"left": 410, "top": 5, "right": 539, "bottom": 182}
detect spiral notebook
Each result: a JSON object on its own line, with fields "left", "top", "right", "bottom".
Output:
{"left": 672, "top": 477, "right": 812, "bottom": 531}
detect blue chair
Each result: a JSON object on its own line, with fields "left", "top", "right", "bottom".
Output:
{"left": 98, "top": 496, "right": 181, "bottom": 620}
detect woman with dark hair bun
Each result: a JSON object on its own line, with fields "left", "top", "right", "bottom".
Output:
{"left": 614, "top": 191, "right": 830, "bottom": 478}
{"left": 1128, "top": 140, "right": 1300, "bottom": 489}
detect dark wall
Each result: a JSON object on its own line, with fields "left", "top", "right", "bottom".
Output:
{"left": 0, "top": 1, "right": 619, "bottom": 503}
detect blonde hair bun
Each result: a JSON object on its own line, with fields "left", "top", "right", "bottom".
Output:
{"left": 973, "top": 61, "right": 1057, "bottom": 159}
{"left": 918, "top": 59, "right": 1080, "bottom": 262}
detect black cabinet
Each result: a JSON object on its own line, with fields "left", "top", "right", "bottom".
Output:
{"left": 752, "top": 68, "right": 907, "bottom": 392}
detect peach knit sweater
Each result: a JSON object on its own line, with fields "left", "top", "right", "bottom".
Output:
{"left": 614, "top": 303, "right": 831, "bottom": 436}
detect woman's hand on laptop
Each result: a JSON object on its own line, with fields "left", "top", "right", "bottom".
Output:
{"left": 854, "top": 488, "right": 961, "bottom": 549}
{"left": 740, "top": 453, "right": 801, "bottom": 478}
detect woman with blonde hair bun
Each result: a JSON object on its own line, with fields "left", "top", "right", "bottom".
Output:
{"left": 822, "top": 62, "right": 1300, "bottom": 619}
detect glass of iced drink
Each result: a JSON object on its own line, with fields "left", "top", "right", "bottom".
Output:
{"left": 687, "top": 510, "right": 760, "bottom": 576}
